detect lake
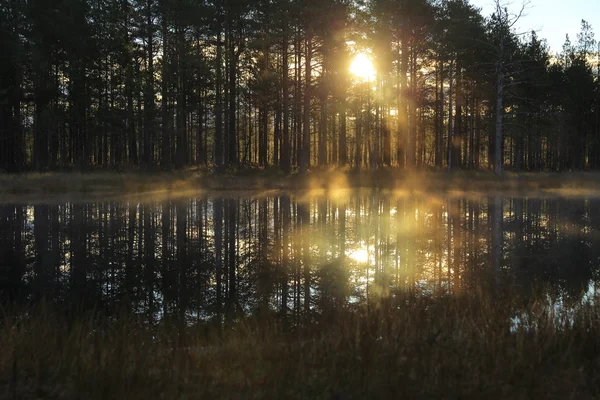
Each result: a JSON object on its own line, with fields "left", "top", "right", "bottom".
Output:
{"left": 1, "top": 190, "right": 599, "bottom": 324}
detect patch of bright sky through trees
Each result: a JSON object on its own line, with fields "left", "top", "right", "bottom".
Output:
{"left": 470, "top": 0, "right": 599, "bottom": 54}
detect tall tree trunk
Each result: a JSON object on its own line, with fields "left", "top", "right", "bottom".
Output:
{"left": 125, "top": 3, "right": 138, "bottom": 166}
{"left": 175, "top": 25, "right": 186, "bottom": 169}
{"left": 274, "top": 88, "right": 281, "bottom": 166}
{"left": 34, "top": 64, "right": 49, "bottom": 171}
{"left": 197, "top": 91, "right": 205, "bottom": 165}
{"left": 144, "top": 0, "right": 155, "bottom": 167}
{"left": 398, "top": 39, "right": 408, "bottom": 168}
{"left": 495, "top": 61, "right": 504, "bottom": 176}
{"left": 215, "top": 8, "right": 224, "bottom": 170}
{"left": 195, "top": 31, "right": 205, "bottom": 166}
{"left": 447, "top": 60, "right": 454, "bottom": 171}
{"left": 227, "top": 11, "right": 237, "bottom": 167}
{"left": 452, "top": 64, "right": 462, "bottom": 170}
{"left": 318, "top": 73, "right": 328, "bottom": 166}
{"left": 434, "top": 61, "right": 442, "bottom": 167}
{"left": 318, "top": 43, "right": 329, "bottom": 167}
{"left": 13, "top": 66, "right": 23, "bottom": 171}
{"left": 468, "top": 93, "right": 476, "bottom": 168}
{"left": 294, "top": 29, "right": 302, "bottom": 167}
{"left": 281, "top": 33, "right": 291, "bottom": 173}
{"left": 259, "top": 46, "right": 269, "bottom": 167}
{"left": 161, "top": 5, "right": 170, "bottom": 168}
{"left": 300, "top": 32, "right": 312, "bottom": 173}
{"left": 339, "top": 98, "right": 347, "bottom": 165}
{"left": 475, "top": 98, "right": 481, "bottom": 169}
{"left": 408, "top": 49, "right": 416, "bottom": 167}
{"left": 355, "top": 88, "right": 362, "bottom": 170}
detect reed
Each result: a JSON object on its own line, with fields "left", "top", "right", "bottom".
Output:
{"left": 0, "top": 292, "right": 598, "bottom": 399}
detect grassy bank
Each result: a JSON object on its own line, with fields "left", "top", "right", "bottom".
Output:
{"left": 1, "top": 294, "right": 599, "bottom": 399}
{"left": 3, "top": 168, "right": 600, "bottom": 202}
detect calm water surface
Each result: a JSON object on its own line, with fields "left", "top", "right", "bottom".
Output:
{"left": 1, "top": 191, "right": 599, "bottom": 323}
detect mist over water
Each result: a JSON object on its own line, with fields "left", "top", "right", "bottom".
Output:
{"left": 1, "top": 191, "right": 599, "bottom": 324}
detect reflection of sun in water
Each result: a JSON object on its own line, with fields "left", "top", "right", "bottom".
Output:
{"left": 348, "top": 247, "right": 369, "bottom": 264}
{"left": 350, "top": 53, "right": 376, "bottom": 81}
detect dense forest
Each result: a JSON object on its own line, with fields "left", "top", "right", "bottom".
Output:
{"left": 1, "top": 0, "right": 599, "bottom": 174}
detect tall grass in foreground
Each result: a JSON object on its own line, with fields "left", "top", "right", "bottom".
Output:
{"left": 1, "top": 294, "right": 600, "bottom": 399}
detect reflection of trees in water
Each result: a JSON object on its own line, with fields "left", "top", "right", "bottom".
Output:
{"left": 505, "top": 198, "right": 597, "bottom": 304}
{"left": 1, "top": 194, "right": 599, "bottom": 325}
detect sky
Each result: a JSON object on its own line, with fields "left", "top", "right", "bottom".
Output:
{"left": 470, "top": 0, "right": 600, "bottom": 54}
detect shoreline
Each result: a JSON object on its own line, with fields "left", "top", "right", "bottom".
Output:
{"left": 2, "top": 169, "right": 600, "bottom": 202}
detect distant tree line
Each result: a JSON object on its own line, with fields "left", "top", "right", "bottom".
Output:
{"left": 1, "top": 0, "right": 599, "bottom": 173}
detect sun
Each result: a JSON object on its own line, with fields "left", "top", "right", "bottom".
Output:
{"left": 350, "top": 53, "right": 376, "bottom": 81}
{"left": 348, "top": 247, "right": 369, "bottom": 264}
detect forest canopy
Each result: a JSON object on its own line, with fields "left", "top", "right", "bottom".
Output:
{"left": 0, "top": 0, "right": 598, "bottom": 174}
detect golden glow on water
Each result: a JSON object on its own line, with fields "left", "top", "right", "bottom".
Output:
{"left": 13, "top": 193, "right": 600, "bottom": 323}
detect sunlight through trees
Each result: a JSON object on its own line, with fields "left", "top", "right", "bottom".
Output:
{"left": 1, "top": 0, "right": 599, "bottom": 173}
{"left": 350, "top": 53, "right": 376, "bottom": 81}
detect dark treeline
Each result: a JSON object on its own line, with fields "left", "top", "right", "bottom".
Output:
{"left": 1, "top": 0, "right": 599, "bottom": 174}
{"left": 1, "top": 194, "right": 598, "bottom": 323}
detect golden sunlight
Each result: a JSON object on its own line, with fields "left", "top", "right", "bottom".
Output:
{"left": 348, "top": 247, "right": 369, "bottom": 264}
{"left": 350, "top": 53, "right": 376, "bottom": 81}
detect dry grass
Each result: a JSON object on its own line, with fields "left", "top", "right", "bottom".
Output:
{"left": 1, "top": 293, "right": 600, "bottom": 399}
{"left": 3, "top": 168, "right": 600, "bottom": 203}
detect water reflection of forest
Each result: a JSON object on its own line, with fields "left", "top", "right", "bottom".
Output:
{"left": 1, "top": 193, "right": 598, "bottom": 323}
